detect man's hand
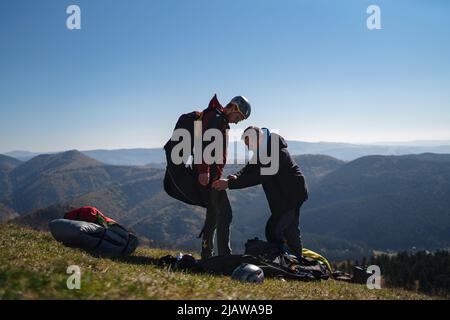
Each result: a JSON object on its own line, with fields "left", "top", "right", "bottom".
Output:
{"left": 198, "top": 173, "right": 210, "bottom": 186}
{"left": 212, "top": 179, "right": 229, "bottom": 191}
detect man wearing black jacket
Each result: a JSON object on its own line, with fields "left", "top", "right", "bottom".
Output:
{"left": 212, "top": 126, "right": 309, "bottom": 260}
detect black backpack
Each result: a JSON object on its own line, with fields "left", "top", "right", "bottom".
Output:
{"left": 163, "top": 111, "right": 203, "bottom": 159}
{"left": 163, "top": 111, "right": 209, "bottom": 208}
{"left": 244, "top": 237, "right": 281, "bottom": 261}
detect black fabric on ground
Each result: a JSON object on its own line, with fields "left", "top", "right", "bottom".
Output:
{"left": 49, "top": 219, "right": 138, "bottom": 255}
{"left": 157, "top": 253, "right": 324, "bottom": 281}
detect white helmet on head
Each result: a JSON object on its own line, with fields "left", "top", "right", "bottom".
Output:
{"left": 229, "top": 96, "right": 251, "bottom": 119}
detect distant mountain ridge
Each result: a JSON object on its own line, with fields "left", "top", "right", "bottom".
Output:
{"left": 3, "top": 150, "right": 162, "bottom": 214}
{"left": 4, "top": 150, "right": 450, "bottom": 260}
{"left": 5, "top": 139, "right": 450, "bottom": 165}
{"left": 302, "top": 153, "right": 450, "bottom": 250}
{"left": 4, "top": 148, "right": 165, "bottom": 165}
{"left": 0, "top": 155, "right": 22, "bottom": 222}
{"left": 0, "top": 154, "right": 22, "bottom": 169}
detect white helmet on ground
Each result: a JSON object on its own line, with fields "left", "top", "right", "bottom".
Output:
{"left": 231, "top": 263, "right": 264, "bottom": 284}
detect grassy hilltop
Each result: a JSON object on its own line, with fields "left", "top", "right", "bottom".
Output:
{"left": 0, "top": 224, "right": 433, "bottom": 300}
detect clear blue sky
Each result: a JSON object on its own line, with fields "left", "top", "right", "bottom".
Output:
{"left": 1, "top": 0, "right": 449, "bottom": 152}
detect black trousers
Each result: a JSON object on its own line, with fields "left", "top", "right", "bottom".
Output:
{"left": 265, "top": 201, "right": 304, "bottom": 256}
{"left": 201, "top": 188, "right": 233, "bottom": 259}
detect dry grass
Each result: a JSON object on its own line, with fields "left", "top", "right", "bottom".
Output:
{"left": 0, "top": 224, "right": 434, "bottom": 300}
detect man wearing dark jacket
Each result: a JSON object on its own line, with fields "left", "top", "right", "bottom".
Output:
{"left": 212, "top": 126, "right": 309, "bottom": 260}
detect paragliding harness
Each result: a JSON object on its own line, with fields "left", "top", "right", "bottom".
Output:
{"left": 243, "top": 238, "right": 331, "bottom": 280}
{"left": 58, "top": 206, "right": 138, "bottom": 254}
{"left": 157, "top": 238, "right": 331, "bottom": 281}
{"left": 163, "top": 111, "right": 209, "bottom": 208}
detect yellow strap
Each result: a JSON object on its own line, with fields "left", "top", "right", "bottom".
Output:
{"left": 302, "top": 248, "right": 333, "bottom": 273}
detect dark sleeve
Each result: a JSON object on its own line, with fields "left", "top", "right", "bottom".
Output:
{"left": 228, "top": 163, "right": 261, "bottom": 189}
{"left": 278, "top": 148, "right": 309, "bottom": 205}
